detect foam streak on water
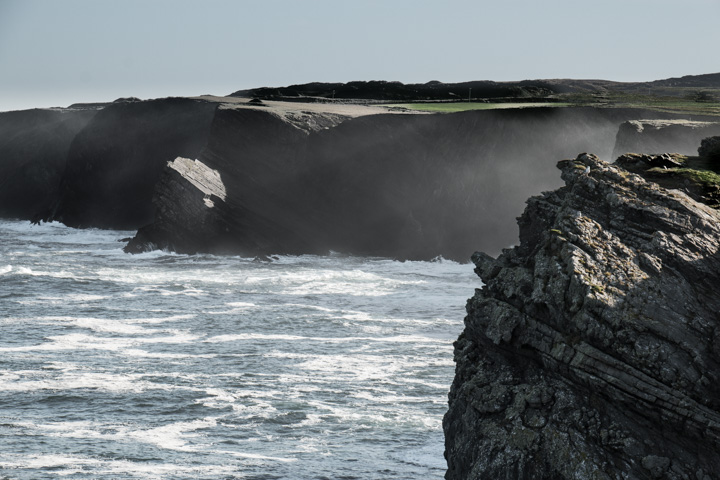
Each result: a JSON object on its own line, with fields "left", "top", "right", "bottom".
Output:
{"left": 0, "top": 219, "right": 478, "bottom": 479}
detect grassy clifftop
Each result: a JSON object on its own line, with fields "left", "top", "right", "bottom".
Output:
{"left": 616, "top": 152, "right": 720, "bottom": 208}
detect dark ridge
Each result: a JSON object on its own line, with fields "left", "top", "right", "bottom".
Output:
{"left": 229, "top": 80, "right": 558, "bottom": 102}
{"left": 650, "top": 72, "right": 720, "bottom": 88}
{"left": 229, "top": 73, "right": 720, "bottom": 102}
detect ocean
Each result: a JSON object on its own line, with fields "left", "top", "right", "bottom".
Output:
{"left": 0, "top": 219, "right": 478, "bottom": 480}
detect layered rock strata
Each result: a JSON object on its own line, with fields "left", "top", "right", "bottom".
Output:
{"left": 444, "top": 153, "right": 720, "bottom": 478}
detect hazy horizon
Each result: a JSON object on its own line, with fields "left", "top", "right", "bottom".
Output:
{"left": 2, "top": 0, "right": 719, "bottom": 112}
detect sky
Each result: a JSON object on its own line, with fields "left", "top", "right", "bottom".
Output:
{"left": 1, "top": 0, "right": 719, "bottom": 111}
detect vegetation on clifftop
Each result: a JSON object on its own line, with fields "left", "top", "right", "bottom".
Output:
{"left": 617, "top": 150, "right": 720, "bottom": 209}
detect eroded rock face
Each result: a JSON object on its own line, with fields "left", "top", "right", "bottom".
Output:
{"left": 612, "top": 120, "right": 720, "bottom": 159}
{"left": 444, "top": 153, "right": 720, "bottom": 479}
{"left": 124, "top": 157, "right": 233, "bottom": 254}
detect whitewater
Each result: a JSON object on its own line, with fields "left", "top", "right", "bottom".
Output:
{"left": 0, "top": 219, "right": 478, "bottom": 479}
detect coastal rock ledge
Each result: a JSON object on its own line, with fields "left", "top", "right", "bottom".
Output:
{"left": 444, "top": 153, "right": 720, "bottom": 479}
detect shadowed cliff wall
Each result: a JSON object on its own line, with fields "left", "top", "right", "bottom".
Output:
{"left": 0, "top": 108, "right": 97, "bottom": 219}
{"left": 0, "top": 98, "right": 705, "bottom": 260}
{"left": 130, "top": 106, "right": 691, "bottom": 260}
{"left": 50, "top": 98, "right": 218, "bottom": 229}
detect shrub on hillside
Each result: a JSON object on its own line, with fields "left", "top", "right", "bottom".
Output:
{"left": 698, "top": 136, "right": 720, "bottom": 159}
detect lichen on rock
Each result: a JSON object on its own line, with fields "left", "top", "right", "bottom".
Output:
{"left": 444, "top": 153, "right": 720, "bottom": 479}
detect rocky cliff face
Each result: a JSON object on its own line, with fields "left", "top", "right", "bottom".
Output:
{"left": 126, "top": 106, "right": 335, "bottom": 255}
{"left": 612, "top": 120, "right": 720, "bottom": 159}
{"left": 444, "top": 153, "right": 720, "bottom": 478}
{"left": 0, "top": 108, "right": 97, "bottom": 220}
{"left": 126, "top": 106, "right": 686, "bottom": 260}
{"left": 0, "top": 96, "right": 710, "bottom": 261}
{"left": 49, "top": 97, "right": 218, "bottom": 229}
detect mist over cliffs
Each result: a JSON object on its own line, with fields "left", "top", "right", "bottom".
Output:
{"left": 0, "top": 95, "right": 714, "bottom": 260}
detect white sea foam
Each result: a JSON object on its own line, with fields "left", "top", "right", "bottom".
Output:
{"left": 123, "top": 348, "right": 216, "bottom": 359}
{"left": 11, "top": 266, "right": 75, "bottom": 279}
{"left": 0, "top": 453, "right": 240, "bottom": 478}
{"left": 218, "top": 449, "right": 297, "bottom": 462}
{"left": 127, "top": 418, "right": 217, "bottom": 451}
{"left": 71, "top": 317, "right": 153, "bottom": 334}
{"left": 203, "top": 333, "right": 449, "bottom": 347}
{"left": 0, "top": 370, "right": 180, "bottom": 393}
{"left": 128, "top": 313, "right": 197, "bottom": 324}
{"left": 0, "top": 219, "right": 473, "bottom": 480}
{"left": 0, "top": 330, "right": 201, "bottom": 354}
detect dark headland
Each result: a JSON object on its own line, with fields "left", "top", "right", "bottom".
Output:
{"left": 2, "top": 73, "right": 720, "bottom": 478}
{"left": 3, "top": 73, "right": 720, "bottom": 261}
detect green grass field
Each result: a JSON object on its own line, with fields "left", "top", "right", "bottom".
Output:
{"left": 561, "top": 91, "right": 720, "bottom": 116}
{"left": 387, "top": 91, "right": 720, "bottom": 116}
{"left": 387, "top": 102, "right": 571, "bottom": 113}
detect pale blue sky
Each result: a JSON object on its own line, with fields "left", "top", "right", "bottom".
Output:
{"left": 1, "top": 0, "right": 719, "bottom": 111}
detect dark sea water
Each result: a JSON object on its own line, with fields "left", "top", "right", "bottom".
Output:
{"left": 0, "top": 219, "right": 478, "bottom": 479}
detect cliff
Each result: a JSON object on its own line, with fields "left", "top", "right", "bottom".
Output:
{"left": 444, "top": 153, "right": 720, "bottom": 478}
{"left": 612, "top": 120, "right": 720, "bottom": 159}
{"left": 48, "top": 97, "right": 218, "bottom": 229}
{"left": 125, "top": 105, "right": 338, "bottom": 255}
{"left": 125, "top": 105, "right": 688, "bottom": 261}
{"left": 0, "top": 94, "right": 712, "bottom": 261}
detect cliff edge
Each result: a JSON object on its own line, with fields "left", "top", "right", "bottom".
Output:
{"left": 124, "top": 105, "right": 689, "bottom": 261}
{"left": 444, "top": 153, "right": 720, "bottom": 478}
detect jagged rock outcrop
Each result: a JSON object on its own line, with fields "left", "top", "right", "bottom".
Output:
{"left": 0, "top": 108, "right": 97, "bottom": 220}
{"left": 444, "top": 153, "right": 720, "bottom": 478}
{"left": 614, "top": 152, "right": 720, "bottom": 209}
{"left": 612, "top": 120, "right": 720, "bottom": 159}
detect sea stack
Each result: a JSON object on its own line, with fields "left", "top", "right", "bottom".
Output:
{"left": 444, "top": 152, "right": 720, "bottom": 478}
